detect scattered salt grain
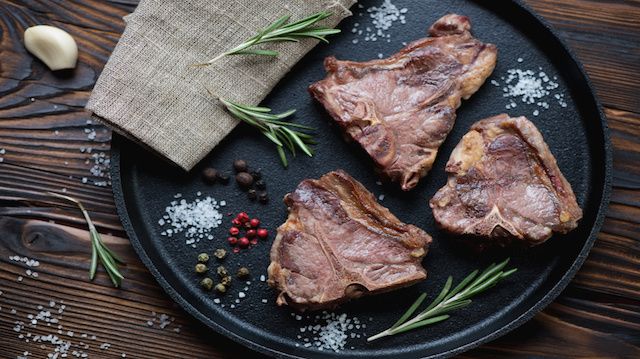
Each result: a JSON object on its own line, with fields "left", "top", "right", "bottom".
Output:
{"left": 491, "top": 65, "right": 566, "bottom": 116}
{"left": 378, "top": 194, "right": 385, "bottom": 201}
{"left": 350, "top": 1, "right": 408, "bottom": 43}
{"left": 260, "top": 275, "right": 266, "bottom": 282}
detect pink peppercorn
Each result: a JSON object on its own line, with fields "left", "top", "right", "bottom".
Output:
{"left": 237, "top": 212, "right": 249, "bottom": 223}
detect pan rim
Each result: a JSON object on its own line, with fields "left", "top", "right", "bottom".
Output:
{"left": 109, "top": 0, "right": 612, "bottom": 357}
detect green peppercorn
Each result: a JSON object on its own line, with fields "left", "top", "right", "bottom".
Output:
{"left": 215, "top": 283, "right": 227, "bottom": 293}
{"left": 221, "top": 276, "right": 232, "bottom": 286}
{"left": 197, "top": 252, "right": 210, "bottom": 263}
{"left": 200, "top": 277, "right": 213, "bottom": 290}
{"left": 195, "top": 263, "right": 208, "bottom": 274}
{"left": 213, "top": 248, "right": 227, "bottom": 260}
{"left": 217, "top": 266, "right": 228, "bottom": 277}
{"left": 237, "top": 267, "right": 250, "bottom": 278}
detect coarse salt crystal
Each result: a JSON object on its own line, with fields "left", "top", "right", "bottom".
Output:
{"left": 159, "top": 195, "right": 224, "bottom": 247}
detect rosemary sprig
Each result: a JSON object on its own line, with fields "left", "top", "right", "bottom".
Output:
{"left": 197, "top": 11, "right": 340, "bottom": 65}
{"left": 48, "top": 192, "right": 125, "bottom": 288}
{"left": 367, "top": 258, "right": 517, "bottom": 342}
{"left": 218, "top": 97, "right": 315, "bottom": 167}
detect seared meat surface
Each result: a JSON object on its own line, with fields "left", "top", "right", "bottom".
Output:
{"left": 268, "top": 170, "right": 432, "bottom": 311}
{"left": 430, "top": 114, "right": 582, "bottom": 246}
{"left": 309, "top": 14, "right": 497, "bottom": 191}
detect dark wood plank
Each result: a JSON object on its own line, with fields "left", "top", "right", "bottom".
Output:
{"left": 525, "top": 0, "right": 640, "bottom": 112}
{"left": 0, "top": 218, "right": 260, "bottom": 359}
{"left": 0, "top": 0, "right": 638, "bottom": 358}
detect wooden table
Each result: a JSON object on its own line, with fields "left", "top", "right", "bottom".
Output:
{"left": 1, "top": 1, "right": 638, "bottom": 358}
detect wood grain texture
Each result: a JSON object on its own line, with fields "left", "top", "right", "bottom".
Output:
{"left": 0, "top": 0, "right": 638, "bottom": 358}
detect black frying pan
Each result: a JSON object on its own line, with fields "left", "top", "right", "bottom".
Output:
{"left": 111, "top": 0, "right": 611, "bottom": 357}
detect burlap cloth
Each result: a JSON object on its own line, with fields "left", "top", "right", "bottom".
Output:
{"left": 86, "top": 0, "right": 356, "bottom": 170}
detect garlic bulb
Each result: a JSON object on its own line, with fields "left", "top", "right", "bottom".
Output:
{"left": 24, "top": 25, "right": 78, "bottom": 71}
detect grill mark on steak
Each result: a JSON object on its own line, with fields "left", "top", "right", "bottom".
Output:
{"left": 309, "top": 14, "right": 497, "bottom": 191}
{"left": 268, "top": 170, "right": 432, "bottom": 311}
{"left": 430, "top": 114, "right": 583, "bottom": 247}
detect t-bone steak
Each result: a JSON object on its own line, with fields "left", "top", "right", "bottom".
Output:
{"left": 268, "top": 170, "right": 432, "bottom": 311}
{"left": 430, "top": 114, "right": 582, "bottom": 246}
{"left": 309, "top": 14, "right": 497, "bottom": 191}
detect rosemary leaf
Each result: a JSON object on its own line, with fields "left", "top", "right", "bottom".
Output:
{"left": 197, "top": 11, "right": 339, "bottom": 65}
{"left": 218, "top": 97, "right": 316, "bottom": 167}
{"left": 367, "top": 259, "right": 516, "bottom": 342}
{"left": 444, "top": 269, "right": 478, "bottom": 301}
{"left": 48, "top": 192, "right": 125, "bottom": 288}
{"left": 234, "top": 49, "right": 279, "bottom": 57}
{"left": 392, "top": 315, "right": 450, "bottom": 335}
{"left": 390, "top": 293, "right": 426, "bottom": 330}
{"left": 89, "top": 239, "right": 98, "bottom": 280}
{"left": 422, "top": 276, "right": 453, "bottom": 313}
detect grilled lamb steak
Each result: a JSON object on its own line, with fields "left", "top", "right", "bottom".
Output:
{"left": 309, "top": 14, "right": 497, "bottom": 191}
{"left": 430, "top": 114, "right": 582, "bottom": 246}
{"left": 268, "top": 170, "right": 432, "bottom": 311}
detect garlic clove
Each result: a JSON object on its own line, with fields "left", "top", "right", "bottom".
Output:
{"left": 24, "top": 25, "right": 78, "bottom": 71}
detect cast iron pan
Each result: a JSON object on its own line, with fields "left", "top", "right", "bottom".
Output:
{"left": 111, "top": 0, "right": 611, "bottom": 357}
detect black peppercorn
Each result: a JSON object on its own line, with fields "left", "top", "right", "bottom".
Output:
{"left": 235, "top": 172, "right": 254, "bottom": 188}
{"left": 215, "top": 283, "right": 226, "bottom": 293}
{"left": 258, "top": 191, "right": 269, "bottom": 204}
{"left": 202, "top": 167, "right": 218, "bottom": 184}
{"left": 233, "top": 159, "right": 248, "bottom": 173}
{"left": 218, "top": 172, "right": 230, "bottom": 185}
{"left": 217, "top": 266, "right": 228, "bottom": 277}
{"left": 255, "top": 179, "right": 266, "bottom": 190}
{"left": 247, "top": 189, "right": 257, "bottom": 201}
{"left": 221, "top": 276, "right": 232, "bottom": 286}
{"left": 250, "top": 169, "right": 262, "bottom": 180}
